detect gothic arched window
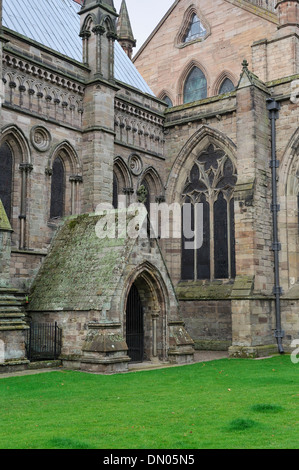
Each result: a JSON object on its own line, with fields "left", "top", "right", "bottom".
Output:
{"left": 0, "top": 142, "right": 13, "bottom": 220}
{"left": 181, "top": 144, "right": 237, "bottom": 280}
{"left": 219, "top": 78, "right": 235, "bottom": 94}
{"left": 184, "top": 67, "right": 207, "bottom": 104}
{"left": 163, "top": 96, "right": 173, "bottom": 108}
{"left": 183, "top": 14, "right": 207, "bottom": 43}
{"left": 50, "top": 157, "right": 65, "bottom": 219}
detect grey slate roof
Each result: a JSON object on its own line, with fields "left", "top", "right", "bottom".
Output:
{"left": 2, "top": 0, "right": 154, "bottom": 96}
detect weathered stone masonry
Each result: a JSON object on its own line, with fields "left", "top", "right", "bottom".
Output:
{"left": 0, "top": 0, "right": 299, "bottom": 372}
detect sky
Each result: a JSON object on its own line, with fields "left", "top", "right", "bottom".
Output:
{"left": 114, "top": 0, "right": 175, "bottom": 54}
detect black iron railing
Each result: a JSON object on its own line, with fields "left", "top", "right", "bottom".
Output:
{"left": 25, "top": 322, "right": 62, "bottom": 361}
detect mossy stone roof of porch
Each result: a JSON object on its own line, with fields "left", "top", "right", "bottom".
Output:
{"left": 28, "top": 212, "right": 138, "bottom": 312}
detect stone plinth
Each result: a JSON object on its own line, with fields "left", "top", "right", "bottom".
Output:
{"left": 80, "top": 322, "right": 131, "bottom": 374}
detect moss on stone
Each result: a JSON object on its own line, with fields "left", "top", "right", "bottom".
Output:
{"left": 0, "top": 199, "right": 12, "bottom": 232}
{"left": 28, "top": 212, "right": 137, "bottom": 312}
{"left": 176, "top": 280, "right": 234, "bottom": 300}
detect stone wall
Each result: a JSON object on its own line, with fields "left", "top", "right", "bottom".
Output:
{"left": 179, "top": 299, "right": 232, "bottom": 350}
{"left": 133, "top": 0, "right": 278, "bottom": 104}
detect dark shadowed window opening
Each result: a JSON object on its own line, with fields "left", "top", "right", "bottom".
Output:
{"left": 184, "top": 67, "right": 207, "bottom": 104}
{"left": 50, "top": 157, "right": 65, "bottom": 219}
{"left": 113, "top": 173, "right": 118, "bottom": 209}
{"left": 181, "top": 196, "right": 195, "bottom": 281}
{"left": 197, "top": 194, "right": 210, "bottom": 280}
{"left": 214, "top": 192, "right": 228, "bottom": 279}
{"left": 0, "top": 142, "right": 13, "bottom": 220}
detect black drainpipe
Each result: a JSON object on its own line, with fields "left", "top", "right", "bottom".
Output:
{"left": 267, "top": 98, "right": 284, "bottom": 354}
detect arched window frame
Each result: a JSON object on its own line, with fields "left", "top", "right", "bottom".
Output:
{"left": 0, "top": 125, "right": 32, "bottom": 249}
{"left": 183, "top": 66, "right": 208, "bottom": 104}
{"left": 50, "top": 156, "right": 65, "bottom": 219}
{"left": 113, "top": 156, "right": 133, "bottom": 209}
{"left": 47, "top": 141, "right": 82, "bottom": 220}
{"left": 0, "top": 141, "right": 13, "bottom": 220}
{"left": 212, "top": 71, "right": 237, "bottom": 97}
{"left": 158, "top": 90, "right": 175, "bottom": 108}
{"left": 160, "top": 94, "right": 173, "bottom": 109}
{"left": 183, "top": 13, "right": 207, "bottom": 43}
{"left": 219, "top": 78, "right": 235, "bottom": 95}
{"left": 285, "top": 153, "right": 299, "bottom": 284}
{"left": 181, "top": 143, "right": 237, "bottom": 281}
{"left": 175, "top": 6, "right": 210, "bottom": 49}
{"left": 278, "top": 129, "right": 299, "bottom": 292}
{"left": 138, "top": 167, "right": 164, "bottom": 207}
{"left": 137, "top": 167, "right": 165, "bottom": 236}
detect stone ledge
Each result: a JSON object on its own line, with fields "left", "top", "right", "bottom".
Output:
{"left": 228, "top": 344, "right": 278, "bottom": 359}
{"left": 194, "top": 339, "right": 231, "bottom": 351}
{"left": 80, "top": 356, "right": 131, "bottom": 365}
{"left": 176, "top": 281, "right": 233, "bottom": 300}
{"left": 28, "top": 360, "right": 62, "bottom": 370}
{"left": 0, "top": 359, "right": 29, "bottom": 374}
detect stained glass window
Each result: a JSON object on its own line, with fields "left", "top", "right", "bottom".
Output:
{"left": 0, "top": 142, "right": 13, "bottom": 220}
{"left": 183, "top": 14, "right": 207, "bottom": 43}
{"left": 181, "top": 144, "right": 237, "bottom": 280}
{"left": 197, "top": 194, "right": 210, "bottom": 280}
{"left": 181, "top": 196, "right": 195, "bottom": 281}
{"left": 184, "top": 67, "right": 207, "bottom": 104}
{"left": 219, "top": 78, "right": 235, "bottom": 94}
{"left": 50, "top": 157, "right": 64, "bottom": 218}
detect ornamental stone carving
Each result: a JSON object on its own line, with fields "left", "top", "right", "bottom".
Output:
{"left": 129, "top": 153, "right": 143, "bottom": 176}
{"left": 30, "top": 126, "right": 52, "bottom": 152}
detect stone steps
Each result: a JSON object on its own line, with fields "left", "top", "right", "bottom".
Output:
{"left": 0, "top": 289, "right": 28, "bottom": 331}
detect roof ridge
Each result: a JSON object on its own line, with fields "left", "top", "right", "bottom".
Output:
{"left": 2, "top": 0, "right": 154, "bottom": 96}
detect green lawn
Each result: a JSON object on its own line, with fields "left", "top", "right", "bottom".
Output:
{"left": 0, "top": 355, "right": 298, "bottom": 449}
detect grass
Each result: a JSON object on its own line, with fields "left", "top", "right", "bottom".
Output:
{"left": 0, "top": 355, "right": 298, "bottom": 449}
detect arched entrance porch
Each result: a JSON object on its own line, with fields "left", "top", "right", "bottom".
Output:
{"left": 124, "top": 264, "right": 168, "bottom": 363}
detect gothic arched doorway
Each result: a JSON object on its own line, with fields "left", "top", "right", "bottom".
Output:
{"left": 126, "top": 283, "right": 144, "bottom": 362}
{"left": 124, "top": 266, "right": 168, "bottom": 364}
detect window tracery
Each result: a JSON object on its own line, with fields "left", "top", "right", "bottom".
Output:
{"left": 181, "top": 144, "right": 237, "bottom": 280}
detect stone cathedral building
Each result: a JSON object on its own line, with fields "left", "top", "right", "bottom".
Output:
{"left": 0, "top": 0, "right": 298, "bottom": 374}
